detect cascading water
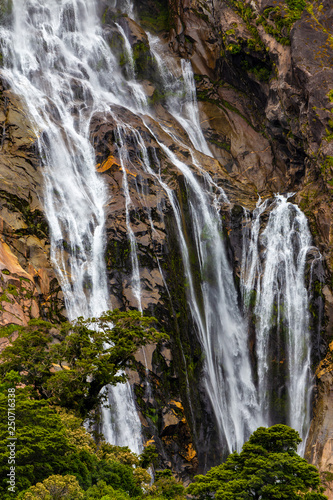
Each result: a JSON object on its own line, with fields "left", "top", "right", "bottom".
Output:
{"left": 241, "top": 195, "right": 316, "bottom": 455}
{"left": 148, "top": 33, "right": 212, "bottom": 157}
{"left": 142, "top": 37, "right": 261, "bottom": 450}
{"left": 0, "top": 0, "right": 262, "bottom": 454}
{"left": 154, "top": 140, "right": 262, "bottom": 452}
{"left": 0, "top": 0, "right": 143, "bottom": 454}
{"left": 0, "top": 0, "right": 316, "bottom": 460}
{"left": 111, "top": 119, "right": 262, "bottom": 451}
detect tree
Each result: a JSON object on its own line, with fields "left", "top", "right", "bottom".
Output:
{"left": 18, "top": 475, "right": 84, "bottom": 500}
{"left": 139, "top": 444, "right": 159, "bottom": 469}
{"left": 187, "top": 425, "right": 328, "bottom": 500}
{"left": 0, "top": 387, "right": 78, "bottom": 497}
{"left": 0, "top": 384, "right": 153, "bottom": 498}
{"left": 84, "top": 480, "right": 130, "bottom": 499}
{"left": 152, "top": 470, "right": 185, "bottom": 499}
{"left": 0, "top": 310, "right": 165, "bottom": 418}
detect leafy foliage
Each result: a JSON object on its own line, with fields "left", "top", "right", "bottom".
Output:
{"left": 0, "top": 311, "right": 165, "bottom": 419}
{"left": 0, "top": 385, "right": 162, "bottom": 498}
{"left": 152, "top": 470, "right": 185, "bottom": 499}
{"left": 84, "top": 480, "right": 130, "bottom": 499}
{"left": 0, "top": 311, "right": 169, "bottom": 498}
{"left": 139, "top": 444, "right": 159, "bottom": 469}
{"left": 18, "top": 475, "right": 84, "bottom": 500}
{"left": 187, "top": 425, "right": 327, "bottom": 500}
{"left": 56, "top": 409, "right": 96, "bottom": 453}
{"left": 97, "top": 443, "right": 140, "bottom": 467}
{"left": 0, "top": 387, "right": 77, "bottom": 497}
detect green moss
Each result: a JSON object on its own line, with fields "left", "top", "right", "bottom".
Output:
{"left": 23, "top": 289, "right": 33, "bottom": 299}
{"left": 229, "top": 0, "right": 306, "bottom": 46}
{"left": 286, "top": 0, "right": 306, "bottom": 10}
{"left": 132, "top": 40, "right": 155, "bottom": 81}
{"left": 102, "top": 8, "right": 107, "bottom": 24}
{"left": 192, "top": 8, "right": 209, "bottom": 23}
{"left": 325, "top": 156, "right": 333, "bottom": 167}
{"left": 136, "top": 0, "right": 170, "bottom": 34}
{"left": 106, "top": 238, "right": 131, "bottom": 271}
{"left": 0, "top": 291, "right": 10, "bottom": 303}
{"left": 243, "top": 289, "right": 257, "bottom": 309}
{"left": 1, "top": 269, "right": 10, "bottom": 275}
{"left": 208, "top": 136, "right": 231, "bottom": 152}
{"left": 149, "top": 87, "right": 186, "bottom": 107}
{"left": 228, "top": 1, "right": 255, "bottom": 22}
{"left": 226, "top": 0, "right": 264, "bottom": 49}
{"left": 322, "top": 471, "right": 333, "bottom": 483}
{"left": 0, "top": 190, "right": 48, "bottom": 239}
{"left": 241, "top": 60, "right": 271, "bottom": 82}
{"left": 6, "top": 284, "right": 18, "bottom": 297}
{"left": 101, "top": 7, "right": 127, "bottom": 25}
{"left": 325, "top": 130, "right": 333, "bottom": 142}
{"left": 226, "top": 42, "right": 242, "bottom": 54}
{"left": 261, "top": 0, "right": 306, "bottom": 43}
{"left": 0, "top": 323, "right": 21, "bottom": 337}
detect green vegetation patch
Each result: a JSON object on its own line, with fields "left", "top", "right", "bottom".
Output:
{"left": 188, "top": 424, "right": 327, "bottom": 499}
{"left": 0, "top": 190, "right": 48, "bottom": 239}
{"left": 0, "top": 314, "right": 179, "bottom": 499}
{"left": 228, "top": 0, "right": 307, "bottom": 46}
{"left": 136, "top": 0, "right": 170, "bottom": 34}
{"left": 256, "top": 0, "right": 306, "bottom": 45}
{"left": 0, "top": 312, "right": 165, "bottom": 420}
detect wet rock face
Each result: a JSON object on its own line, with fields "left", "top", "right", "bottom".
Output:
{"left": 0, "top": 82, "right": 65, "bottom": 324}
{"left": 89, "top": 103, "right": 243, "bottom": 473}
{"left": 1, "top": 0, "right": 333, "bottom": 483}
{"left": 306, "top": 344, "right": 333, "bottom": 500}
{"left": 163, "top": 0, "right": 333, "bottom": 486}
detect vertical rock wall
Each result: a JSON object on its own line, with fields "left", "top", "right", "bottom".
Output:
{"left": 1, "top": 0, "right": 333, "bottom": 485}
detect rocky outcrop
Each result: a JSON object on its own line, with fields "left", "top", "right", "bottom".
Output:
{"left": 306, "top": 341, "right": 333, "bottom": 499}
{"left": 1, "top": 0, "right": 333, "bottom": 485}
{"left": 0, "top": 82, "right": 65, "bottom": 325}
{"left": 159, "top": 0, "right": 333, "bottom": 483}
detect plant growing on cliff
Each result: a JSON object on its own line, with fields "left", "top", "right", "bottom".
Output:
{"left": 0, "top": 311, "right": 165, "bottom": 419}
{"left": 187, "top": 424, "right": 327, "bottom": 499}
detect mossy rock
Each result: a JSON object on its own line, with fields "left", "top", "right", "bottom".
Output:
{"left": 0, "top": 0, "right": 12, "bottom": 21}
{"left": 132, "top": 40, "right": 155, "bottom": 81}
{"left": 0, "top": 190, "right": 48, "bottom": 239}
{"left": 135, "top": 0, "right": 170, "bottom": 34}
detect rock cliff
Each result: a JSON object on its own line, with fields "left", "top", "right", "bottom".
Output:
{"left": 162, "top": 0, "right": 333, "bottom": 489}
{"left": 0, "top": 81, "right": 65, "bottom": 326}
{"left": 1, "top": 0, "right": 333, "bottom": 490}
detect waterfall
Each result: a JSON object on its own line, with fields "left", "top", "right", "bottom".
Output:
{"left": 0, "top": 0, "right": 143, "bottom": 454}
{"left": 148, "top": 33, "right": 212, "bottom": 157}
{"left": 241, "top": 195, "right": 315, "bottom": 455}
{"left": 155, "top": 140, "right": 262, "bottom": 451}
{"left": 144, "top": 35, "right": 261, "bottom": 450}
{"left": 0, "top": 0, "right": 262, "bottom": 454}
{"left": 0, "top": 0, "right": 315, "bottom": 460}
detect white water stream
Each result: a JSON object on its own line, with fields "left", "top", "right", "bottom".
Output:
{"left": 0, "top": 0, "right": 143, "bottom": 454}
{"left": 241, "top": 195, "right": 315, "bottom": 454}
{"left": 0, "top": 0, "right": 314, "bottom": 458}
